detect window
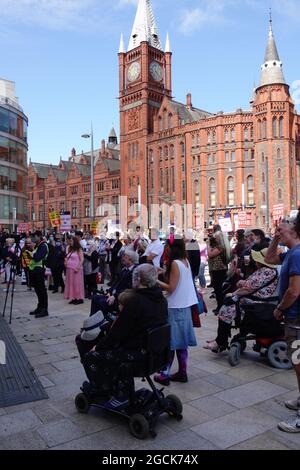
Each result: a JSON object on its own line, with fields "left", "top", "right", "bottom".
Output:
{"left": 208, "top": 154, "right": 212, "bottom": 164}
{"left": 251, "top": 149, "right": 255, "bottom": 160}
{"left": 97, "top": 197, "right": 104, "bottom": 216}
{"left": 231, "top": 151, "right": 236, "bottom": 161}
{"left": 84, "top": 200, "right": 90, "bottom": 217}
{"left": 97, "top": 181, "right": 104, "bottom": 191}
{"left": 166, "top": 168, "right": 169, "bottom": 193}
{"left": 262, "top": 173, "right": 265, "bottom": 183}
{"left": 60, "top": 187, "right": 66, "bottom": 197}
{"left": 112, "top": 179, "right": 119, "bottom": 190}
{"left": 225, "top": 129, "right": 229, "bottom": 142}
{"left": 231, "top": 128, "right": 236, "bottom": 141}
{"left": 278, "top": 168, "right": 282, "bottom": 179}
{"left": 279, "top": 116, "right": 284, "bottom": 137}
{"left": 159, "top": 117, "right": 162, "bottom": 131}
{"left": 244, "top": 150, "right": 249, "bottom": 161}
{"left": 212, "top": 131, "right": 216, "bottom": 144}
{"left": 60, "top": 201, "right": 65, "bottom": 212}
{"left": 197, "top": 156, "right": 200, "bottom": 165}
{"left": 170, "top": 145, "right": 174, "bottom": 159}
{"left": 278, "top": 189, "right": 283, "bottom": 200}
{"left": 209, "top": 178, "right": 216, "bottom": 208}
{"left": 171, "top": 166, "right": 175, "bottom": 193}
{"left": 160, "top": 168, "right": 163, "bottom": 188}
{"left": 112, "top": 195, "right": 119, "bottom": 215}
{"left": 272, "top": 117, "right": 277, "bottom": 137}
{"left": 193, "top": 156, "right": 196, "bottom": 166}
{"left": 72, "top": 201, "right": 77, "bottom": 217}
{"left": 227, "top": 177, "right": 234, "bottom": 206}
{"left": 164, "top": 146, "right": 169, "bottom": 160}
{"left": 38, "top": 192, "right": 43, "bottom": 200}
{"left": 71, "top": 186, "right": 78, "bottom": 195}
{"left": 48, "top": 189, "right": 55, "bottom": 198}
{"left": 150, "top": 168, "right": 154, "bottom": 189}
{"left": 159, "top": 147, "right": 163, "bottom": 161}
{"left": 182, "top": 180, "right": 186, "bottom": 200}
{"left": 262, "top": 192, "right": 266, "bottom": 203}
{"left": 277, "top": 148, "right": 281, "bottom": 160}
{"left": 247, "top": 175, "right": 254, "bottom": 205}
{"left": 262, "top": 119, "right": 267, "bottom": 139}
{"left": 194, "top": 180, "right": 200, "bottom": 195}
{"left": 181, "top": 162, "right": 185, "bottom": 172}
{"left": 262, "top": 152, "right": 265, "bottom": 163}
{"left": 207, "top": 132, "right": 211, "bottom": 144}
{"left": 180, "top": 141, "right": 185, "bottom": 155}
{"left": 164, "top": 110, "right": 168, "bottom": 130}
{"left": 169, "top": 114, "right": 173, "bottom": 128}
{"left": 250, "top": 127, "right": 254, "bottom": 140}
{"left": 258, "top": 120, "right": 262, "bottom": 140}
{"left": 225, "top": 151, "right": 230, "bottom": 162}
{"left": 149, "top": 149, "right": 153, "bottom": 163}
{"left": 244, "top": 128, "right": 248, "bottom": 141}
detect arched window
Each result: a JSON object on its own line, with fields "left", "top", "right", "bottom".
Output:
{"left": 244, "top": 128, "right": 248, "bottom": 141}
{"left": 207, "top": 132, "right": 211, "bottom": 144}
{"left": 209, "top": 178, "right": 216, "bottom": 208}
{"left": 166, "top": 169, "right": 169, "bottom": 193}
{"left": 247, "top": 175, "right": 254, "bottom": 206}
{"left": 231, "top": 128, "right": 236, "bottom": 141}
{"left": 212, "top": 131, "right": 216, "bottom": 144}
{"left": 164, "top": 146, "right": 169, "bottom": 160}
{"left": 197, "top": 156, "right": 200, "bottom": 165}
{"left": 160, "top": 168, "right": 163, "bottom": 188}
{"left": 278, "top": 189, "right": 283, "bottom": 200}
{"left": 159, "top": 147, "right": 163, "bottom": 161}
{"left": 180, "top": 141, "right": 185, "bottom": 155}
{"left": 227, "top": 177, "right": 234, "bottom": 206}
{"left": 170, "top": 145, "right": 175, "bottom": 159}
{"left": 149, "top": 149, "right": 153, "bottom": 163}
{"left": 258, "top": 120, "right": 262, "bottom": 140}
{"left": 225, "top": 129, "right": 229, "bottom": 142}
{"left": 262, "top": 152, "right": 265, "bottom": 163}
{"left": 250, "top": 127, "right": 254, "bottom": 140}
{"left": 277, "top": 148, "right": 281, "bottom": 160}
{"left": 272, "top": 117, "right": 277, "bottom": 137}
{"left": 279, "top": 116, "right": 284, "bottom": 137}
{"left": 193, "top": 156, "right": 196, "bottom": 166}
{"left": 194, "top": 180, "right": 200, "bottom": 195}
{"left": 164, "top": 110, "right": 168, "bottom": 129}
{"left": 169, "top": 114, "right": 173, "bottom": 129}
{"left": 262, "top": 119, "right": 267, "bottom": 139}
{"left": 159, "top": 116, "right": 162, "bottom": 131}
{"left": 278, "top": 168, "right": 282, "bottom": 179}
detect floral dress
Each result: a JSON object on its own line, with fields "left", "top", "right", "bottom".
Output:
{"left": 218, "top": 267, "right": 278, "bottom": 324}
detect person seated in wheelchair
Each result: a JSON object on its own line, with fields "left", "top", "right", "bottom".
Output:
{"left": 81, "top": 264, "right": 168, "bottom": 399}
{"left": 204, "top": 248, "right": 279, "bottom": 353}
{"left": 89, "top": 249, "right": 139, "bottom": 318}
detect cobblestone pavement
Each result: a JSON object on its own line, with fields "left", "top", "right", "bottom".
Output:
{"left": 0, "top": 280, "right": 299, "bottom": 450}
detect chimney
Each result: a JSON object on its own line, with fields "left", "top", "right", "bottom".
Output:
{"left": 186, "top": 93, "right": 192, "bottom": 109}
{"left": 101, "top": 139, "right": 106, "bottom": 153}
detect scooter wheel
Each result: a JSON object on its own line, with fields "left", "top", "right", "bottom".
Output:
{"left": 129, "top": 414, "right": 150, "bottom": 440}
{"left": 166, "top": 394, "right": 183, "bottom": 418}
{"left": 267, "top": 341, "right": 292, "bottom": 370}
{"left": 75, "top": 393, "right": 90, "bottom": 414}
{"left": 228, "top": 342, "right": 241, "bottom": 367}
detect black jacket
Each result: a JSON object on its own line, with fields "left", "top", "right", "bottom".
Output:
{"left": 109, "top": 266, "right": 136, "bottom": 297}
{"left": 186, "top": 240, "right": 200, "bottom": 278}
{"left": 96, "top": 286, "right": 168, "bottom": 351}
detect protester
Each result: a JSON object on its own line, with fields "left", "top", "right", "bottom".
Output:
{"left": 21, "top": 238, "right": 33, "bottom": 290}
{"left": 51, "top": 234, "right": 65, "bottom": 294}
{"left": 208, "top": 231, "right": 230, "bottom": 314}
{"left": 64, "top": 236, "right": 84, "bottom": 305}
{"left": 141, "top": 228, "right": 164, "bottom": 267}
{"left": 265, "top": 212, "right": 300, "bottom": 433}
{"left": 184, "top": 229, "right": 200, "bottom": 279}
{"left": 28, "top": 231, "right": 49, "bottom": 318}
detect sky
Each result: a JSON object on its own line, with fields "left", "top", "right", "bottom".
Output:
{"left": 1, "top": 0, "right": 300, "bottom": 164}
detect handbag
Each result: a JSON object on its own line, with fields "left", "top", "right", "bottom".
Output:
{"left": 191, "top": 305, "right": 201, "bottom": 328}
{"left": 243, "top": 303, "right": 277, "bottom": 321}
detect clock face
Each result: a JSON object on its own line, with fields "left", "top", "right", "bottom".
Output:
{"left": 127, "top": 61, "right": 141, "bottom": 82}
{"left": 150, "top": 61, "right": 163, "bottom": 81}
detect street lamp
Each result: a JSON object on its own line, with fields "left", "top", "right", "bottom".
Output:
{"left": 81, "top": 124, "right": 94, "bottom": 220}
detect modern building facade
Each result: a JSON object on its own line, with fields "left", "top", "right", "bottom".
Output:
{"left": 0, "top": 79, "right": 28, "bottom": 230}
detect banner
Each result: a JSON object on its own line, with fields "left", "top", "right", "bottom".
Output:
{"left": 49, "top": 211, "right": 61, "bottom": 228}
{"left": 17, "top": 222, "right": 29, "bottom": 234}
{"left": 236, "top": 212, "right": 252, "bottom": 229}
{"left": 60, "top": 213, "right": 71, "bottom": 232}
{"left": 218, "top": 217, "right": 233, "bottom": 233}
{"left": 273, "top": 204, "right": 284, "bottom": 224}
{"left": 91, "top": 221, "right": 98, "bottom": 235}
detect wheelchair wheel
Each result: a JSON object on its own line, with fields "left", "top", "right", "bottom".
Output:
{"left": 75, "top": 393, "right": 90, "bottom": 414}
{"left": 228, "top": 342, "right": 241, "bottom": 367}
{"left": 166, "top": 394, "right": 183, "bottom": 420}
{"left": 129, "top": 414, "right": 150, "bottom": 440}
{"left": 267, "top": 341, "right": 292, "bottom": 370}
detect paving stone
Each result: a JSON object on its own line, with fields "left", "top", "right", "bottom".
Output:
{"left": 204, "top": 372, "right": 244, "bottom": 390}
{"left": 215, "top": 380, "right": 288, "bottom": 408}
{"left": 0, "top": 429, "right": 47, "bottom": 450}
{"left": 39, "top": 376, "right": 56, "bottom": 388}
{"left": 229, "top": 431, "right": 291, "bottom": 450}
{"left": 32, "top": 363, "right": 60, "bottom": 376}
{"left": 270, "top": 426, "right": 300, "bottom": 450}
{"left": 252, "top": 398, "right": 295, "bottom": 421}
{"left": 138, "top": 429, "right": 219, "bottom": 451}
{"left": 189, "top": 396, "right": 239, "bottom": 419}
{"left": 0, "top": 410, "right": 42, "bottom": 437}
{"left": 192, "top": 359, "right": 230, "bottom": 375}
{"left": 226, "top": 364, "right": 275, "bottom": 382}
{"left": 41, "top": 342, "right": 76, "bottom": 354}
{"left": 160, "top": 403, "right": 211, "bottom": 431}
{"left": 168, "top": 378, "right": 222, "bottom": 403}
{"left": 45, "top": 367, "right": 85, "bottom": 386}
{"left": 191, "top": 407, "right": 278, "bottom": 449}
{"left": 51, "top": 358, "right": 81, "bottom": 372}
{"left": 31, "top": 405, "right": 66, "bottom": 425}
{"left": 36, "top": 418, "right": 85, "bottom": 447}
{"left": 40, "top": 339, "right": 63, "bottom": 346}
{"left": 263, "top": 371, "right": 298, "bottom": 390}
{"left": 30, "top": 353, "right": 63, "bottom": 366}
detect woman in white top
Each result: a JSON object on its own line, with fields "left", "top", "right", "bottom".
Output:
{"left": 155, "top": 238, "right": 198, "bottom": 385}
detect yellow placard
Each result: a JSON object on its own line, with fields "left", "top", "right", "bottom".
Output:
{"left": 49, "top": 211, "right": 61, "bottom": 227}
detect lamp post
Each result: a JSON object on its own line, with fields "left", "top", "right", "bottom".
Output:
{"left": 81, "top": 124, "right": 95, "bottom": 221}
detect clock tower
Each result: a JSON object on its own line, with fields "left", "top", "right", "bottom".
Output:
{"left": 119, "top": 0, "right": 172, "bottom": 222}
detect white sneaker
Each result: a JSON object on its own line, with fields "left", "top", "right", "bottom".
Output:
{"left": 285, "top": 397, "right": 300, "bottom": 411}
{"left": 278, "top": 411, "right": 300, "bottom": 433}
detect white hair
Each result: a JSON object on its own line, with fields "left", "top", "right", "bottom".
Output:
{"left": 132, "top": 264, "right": 158, "bottom": 289}
{"left": 124, "top": 248, "right": 139, "bottom": 264}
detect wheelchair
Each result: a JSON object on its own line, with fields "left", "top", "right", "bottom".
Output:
{"left": 74, "top": 324, "right": 183, "bottom": 439}
{"left": 227, "top": 300, "right": 292, "bottom": 370}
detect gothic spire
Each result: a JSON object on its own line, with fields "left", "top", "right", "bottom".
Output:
{"left": 259, "top": 16, "right": 286, "bottom": 88}
{"left": 128, "top": 0, "right": 162, "bottom": 52}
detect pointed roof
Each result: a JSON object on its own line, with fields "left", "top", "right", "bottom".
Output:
{"left": 259, "top": 19, "right": 286, "bottom": 88}
{"left": 128, "top": 0, "right": 162, "bottom": 52}
{"left": 109, "top": 127, "right": 117, "bottom": 139}
{"left": 119, "top": 33, "right": 125, "bottom": 53}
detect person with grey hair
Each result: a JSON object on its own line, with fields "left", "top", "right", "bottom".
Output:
{"left": 89, "top": 248, "right": 139, "bottom": 317}
{"left": 81, "top": 263, "right": 168, "bottom": 400}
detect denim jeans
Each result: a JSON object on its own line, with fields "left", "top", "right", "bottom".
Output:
{"left": 198, "top": 263, "right": 206, "bottom": 288}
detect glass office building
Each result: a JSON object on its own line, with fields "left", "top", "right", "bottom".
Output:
{"left": 0, "top": 79, "right": 28, "bottom": 230}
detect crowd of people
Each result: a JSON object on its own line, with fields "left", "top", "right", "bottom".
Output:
{"left": 1, "top": 213, "right": 300, "bottom": 433}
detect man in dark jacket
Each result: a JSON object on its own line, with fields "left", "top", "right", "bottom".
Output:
{"left": 90, "top": 249, "right": 139, "bottom": 316}
{"left": 81, "top": 264, "right": 168, "bottom": 395}
{"left": 28, "top": 231, "right": 49, "bottom": 318}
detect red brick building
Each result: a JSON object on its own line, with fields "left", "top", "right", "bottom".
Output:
{"left": 27, "top": 129, "right": 120, "bottom": 231}
{"left": 28, "top": 0, "right": 300, "bottom": 232}
{"left": 119, "top": 0, "right": 300, "bottom": 231}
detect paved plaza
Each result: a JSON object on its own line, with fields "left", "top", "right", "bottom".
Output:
{"left": 0, "top": 281, "right": 299, "bottom": 450}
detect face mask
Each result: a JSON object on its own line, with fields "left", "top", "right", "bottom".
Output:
{"left": 50, "top": 237, "right": 54, "bottom": 241}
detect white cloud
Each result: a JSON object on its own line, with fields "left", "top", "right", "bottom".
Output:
{"left": 116, "top": 0, "right": 138, "bottom": 7}
{"left": 179, "top": 0, "right": 232, "bottom": 35}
